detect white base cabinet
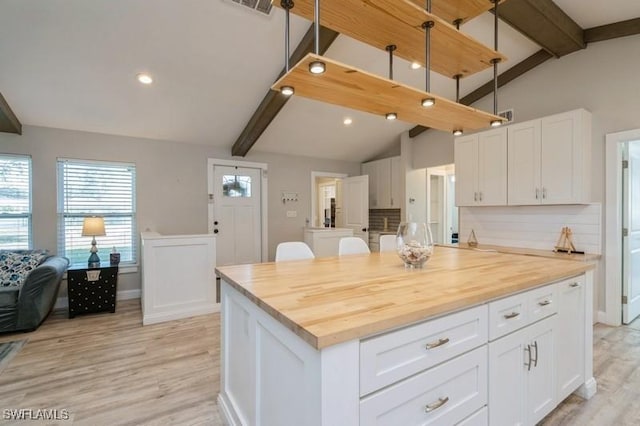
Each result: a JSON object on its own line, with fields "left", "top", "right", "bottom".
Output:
{"left": 219, "top": 271, "right": 595, "bottom": 426}
{"left": 304, "top": 228, "right": 354, "bottom": 257}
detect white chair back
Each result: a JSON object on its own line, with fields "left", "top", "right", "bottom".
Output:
{"left": 379, "top": 234, "right": 396, "bottom": 252}
{"left": 275, "top": 242, "right": 315, "bottom": 262}
{"left": 338, "top": 237, "right": 371, "bottom": 255}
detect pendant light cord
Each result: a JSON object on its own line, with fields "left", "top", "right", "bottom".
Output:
{"left": 314, "top": 0, "right": 320, "bottom": 54}
{"left": 423, "top": 1, "right": 433, "bottom": 93}
{"left": 282, "top": 0, "right": 293, "bottom": 72}
{"left": 386, "top": 45, "right": 396, "bottom": 80}
{"left": 492, "top": 0, "right": 500, "bottom": 115}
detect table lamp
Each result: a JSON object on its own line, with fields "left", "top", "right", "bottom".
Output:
{"left": 82, "top": 216, "right": 106, "bottom": 268}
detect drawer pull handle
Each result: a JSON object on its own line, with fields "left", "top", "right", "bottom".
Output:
{"left": 425, "top": 337, "right": 450, "bottom": 350}
{"left": 570, "top": 282, "right": 580, "bottom": 288}
{"left": 538, "top": 300, "right": 551, "bottom": 306}
{"left": 504, "top": 312, "right": 520, "bottom": 319}
{"left": 424, "top": 396, "right": 449, "bottom": 413}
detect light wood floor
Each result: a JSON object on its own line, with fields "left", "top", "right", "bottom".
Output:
{"left": 1, "top": 301, "right": 639, "bottom": 425}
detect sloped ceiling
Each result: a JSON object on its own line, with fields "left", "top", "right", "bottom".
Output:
{"left": 0, "top": 0, "right": 638, "bottom": 162}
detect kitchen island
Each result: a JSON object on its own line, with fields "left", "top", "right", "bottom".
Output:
{"left": 216, "top": 247, "right": 596, "bottom": 425}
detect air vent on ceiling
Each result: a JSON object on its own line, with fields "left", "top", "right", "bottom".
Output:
{"left": 230, "top": 0, "right": 273, "bottom": 15}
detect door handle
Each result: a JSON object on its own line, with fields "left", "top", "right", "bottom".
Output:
{"left": 362, "top": 228, "right": 368, "bottom": 232}
{"left": 213, "top": 229, "right": 219, "bottom": 234}
{"left": 479, "top": 192, "right": 483, "bottom": 201}
{"left": 532, "top": 341, "right": 539, "bottom": 368}
{"left": 504, "top": 312, "right": 520, "bottom": 319}
{"left": 538, "top": 300, "right": 551, "bottom": 306}
{"left": 474, "top": 192, "right": 478, "bottom": 202}
{"left": 525, "top": 344, "right": 532, "bottom": 371}
{"left": 542, "top": 187, "right": 547, "bottom": 199}
{"left": 425, "top": 337, "right": 450, "bottom": 350}
{"left": 570, "top": 282, "right": 580, "bottom": 288}
{"left": 424, "top": 397, "right": 449, "bottom": 413}
{"left": 535, "top": 188, "right": 539, "bottom": 199}
{"left": 214, "top": 221, "right": 219, "bottom": 225}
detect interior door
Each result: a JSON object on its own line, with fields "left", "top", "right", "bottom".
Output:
{"left": 623, "top": 141, "right": 640, "bottom": 323}
{"left": 212, "top": 165, "right": 262, "bottom": 266}
{"left": 341, "top": 175, "right": 369, "bottom": 242}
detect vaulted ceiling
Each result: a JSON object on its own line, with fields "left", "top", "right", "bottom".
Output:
{"left": 0, "top": 0, "right": 639, "bottom": 162}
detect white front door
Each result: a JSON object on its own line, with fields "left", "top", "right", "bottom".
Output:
{"left": 341, "top": 175, "right": 369, "bottom": 242}
{"left": 212, "top": 165, "right": 262, "bottom": 266}
{"left": 623, "top": 140, "right": 640, "bottom": 323}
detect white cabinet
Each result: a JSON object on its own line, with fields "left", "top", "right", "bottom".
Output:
{"left": 304, "top": 228, "right": 354, "bottom": 257}
{"left": 508, "top": 109, "right": 592, "bottom": 205}
{"left": 556, "top": 276, "right": 586, "bottom": 402}
{"left": 489, "top": 315, "right": 557, "bottom": 426}
{"left": 454, "top": 128, "right": 507, "bottom": 206}
{"left": 361, "top": 156, "right": 402, "bottom": 209}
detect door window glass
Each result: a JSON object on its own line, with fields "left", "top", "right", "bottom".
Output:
{"left": 223, "top": 175, "right": 252, "bottom": 197}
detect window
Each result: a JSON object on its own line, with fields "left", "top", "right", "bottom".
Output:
{"left": 0, "top": 155, "right": 32, "bottom": 249}
{"left": 223, "top": 175, "right": 252, "bottom": 197}
{"left": 57, "top": 159, "right": 136, "bottom": 265}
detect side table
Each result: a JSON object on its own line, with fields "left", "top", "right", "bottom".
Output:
{"left": 67, "top": 264, "right": 118, "bottom": 318}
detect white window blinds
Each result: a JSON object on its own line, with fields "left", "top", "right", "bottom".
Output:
{"left": 0, "top": 154, "right": 32, "bottom": 249}
{"left": 57, "top": 159, "right": 137, "bottom": 265}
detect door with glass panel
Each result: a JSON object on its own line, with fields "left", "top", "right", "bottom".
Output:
{"left": 212, "top": 165, "right": 262, "bottom": 266}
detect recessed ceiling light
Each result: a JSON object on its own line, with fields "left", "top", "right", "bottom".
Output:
{"left": 411, "top": 62, "right": 421, "bottom": 70}
{"left": 490, "top": 119, "right": 503, "bottom": 127}
{"left": 343, "top": 117, "right": 353, "bottom": 126}
{"left": 453, "top": 129, "right": 463, "bottom": 136}
{"left": 309, "top": 60, "right": 326, "bottom": 74}
{"left": 136, "top": 73, "right": 153, "bottom": 85}
{"left": 385, "top": 112, "right": 397, "bottom": 121}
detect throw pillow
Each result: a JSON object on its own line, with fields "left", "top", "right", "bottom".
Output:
{"left": 0, "top": 250, "right": 49, "bottom": 287}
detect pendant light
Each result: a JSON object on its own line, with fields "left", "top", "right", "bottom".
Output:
{"left": 385, "top": 45, "right": 398, "bottom": 121}
{"left": 490, "top": 0, "right": 503, "bottom": 127}
{"left": 420, "top": 0, "right": 435, "bottom": 109}
{"left": 308, "top": 0, "right": 326, "bottom": 74}
{"left": 280, "top": 0, "right": 295, "bottom": 96}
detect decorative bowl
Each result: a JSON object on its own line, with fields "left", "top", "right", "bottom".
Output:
{"left": 396, "top": 222, "right": 434, "bottom": 268}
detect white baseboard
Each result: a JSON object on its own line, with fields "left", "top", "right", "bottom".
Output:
{"left": 218, "top": 393, "right": 239, "bottom": 426}
{"left": 142, "top": 304, "right": 220, "bottom": 325}
{"left": 55, "top": 289, "right": 141, "bottom": 310}
{"left": 575, "top": 377, "right": 598, "bottom": 400}
{"left": 596, "top": 310, "right": 611, "bottom": 325}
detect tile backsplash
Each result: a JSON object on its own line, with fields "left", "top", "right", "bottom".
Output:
{"left": 369, "top": 209, "right": 401, "bottom": 231}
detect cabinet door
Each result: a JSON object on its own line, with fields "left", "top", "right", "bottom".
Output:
{"left": 526, "top": 315, "right": 557, "bottom": 425}
{"left": 362, "top": 162, "right": 378, "bottom": 208}
{"left": 455, "top": 135, "right": 479, "bottom": 207}
{"left": 489, "top": 326, "right": 527, "bottom": 426}
{"left": 377, "top": 158, "right": 392, "bottom": 209}
{"left": 478, "top": 128, "right": 508, "bottom": 205}
{"left": 390, "top": 156, "right": 402, "bottom": 208}
{"left": 540, "top": 111, "right": 581, "bottom": 204}
{"left": 508, "top": 120, "right": 541, "bottom": 205}
{"left": 556, "top": 277, "right": 585, "bottom": 402}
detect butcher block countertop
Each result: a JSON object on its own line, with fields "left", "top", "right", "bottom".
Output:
{"left": 215, "top": 246, "right": 594, "bottom": 350}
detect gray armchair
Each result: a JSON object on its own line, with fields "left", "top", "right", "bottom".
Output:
{"left": 0, "top": 255, "right": 69, "bottom": 333}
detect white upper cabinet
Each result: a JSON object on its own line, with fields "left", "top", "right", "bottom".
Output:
{"left": 455, "top": 128, "right": 508, "bottom": 207}
{"left": 508, "top": 109, "right": 592, "bottom": 205}
{"left": 362, "top": 156, "right": 402, "bottom": 209}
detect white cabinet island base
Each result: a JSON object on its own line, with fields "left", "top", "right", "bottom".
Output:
{"left": 215, "top": 248, "right": 596, "bottom": 425}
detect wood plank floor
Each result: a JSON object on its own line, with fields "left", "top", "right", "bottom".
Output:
{"left": 1, "top": 300, "right": 639, "bottom": 425}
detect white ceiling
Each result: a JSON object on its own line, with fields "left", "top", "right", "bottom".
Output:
{"left": 0, "top": 0, "right": 639, "bottom": 162}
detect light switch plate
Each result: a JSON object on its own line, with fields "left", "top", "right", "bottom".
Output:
{"left": 286, "top": 210, "right": 297, "bottom": 218}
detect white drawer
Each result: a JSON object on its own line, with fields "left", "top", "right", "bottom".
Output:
{"left": 489, "top": 292, "right": 528, "bottom": 341}
{"left": 456, "top": 407, "right": 488, "bottom": 426}
{"left": 528, "top": 284, "right": 558, "bottom": 323}
{"left": 360, "top": 346, "right": 487, "bottom": 426}
{"left": 360, "top": 305, "right": 487, "bottom": 396}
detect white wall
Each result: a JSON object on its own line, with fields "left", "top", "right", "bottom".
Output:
{"left": 412, "top": 35, "right": 640, "bottom": 314}
{"left": 0, "top": 125, "right": 360, "bottom": 295}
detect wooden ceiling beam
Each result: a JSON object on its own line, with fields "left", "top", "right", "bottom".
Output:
{"left": 584, "top": 17, "right": 640, "bottom": 44}
{"left": 0, "top": 92, "right": 22, "bottom": 135}
{"left": 497, "top": 0, "right": 584, "bottom": 58}
{"left": 231, "top": 25, "right": 339, "bottom": 157}
{"left": 408, "top": 49, "right": 553, "bottom": 138}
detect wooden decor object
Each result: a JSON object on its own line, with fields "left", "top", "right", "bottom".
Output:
{"left": 554, "top": 226, "right": 584, "bottom": 254}
{"left": 273, "top": 0, "right": 506, "bottom": 78}
{"left": 467, "top": 229, "right": 478, "bottom": 247}
{"left": 272, "top": 54, "right": 505, "bottom": 132}
{"left": 407, "top": 0, "right": 506, "bottom": 25}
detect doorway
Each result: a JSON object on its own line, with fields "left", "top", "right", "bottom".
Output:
{"left": 426, "top": 164, "right": 457, "bottom": 245}
{"left": 208, "top": 158, "right": 268, "bottom": 266}
{"left": 605, "top": 130, "right": 640, "bottom": 326}
{"left": 310, "top": 172, "right": 348, "bottom": 228}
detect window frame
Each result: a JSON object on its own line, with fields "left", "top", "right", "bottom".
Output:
{"left": 56, "top": 158, "right": 137, "bottom": 265}
{"left": 0, "top": 154, "right": 33, "bottom": 249}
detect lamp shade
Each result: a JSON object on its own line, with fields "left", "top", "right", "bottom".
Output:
{"left": 82, "top": 217, "right": 106, "bottom": 237}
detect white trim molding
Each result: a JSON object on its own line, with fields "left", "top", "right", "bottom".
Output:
{"left": 604, "top": 128, "right": 640, "bottom": 326}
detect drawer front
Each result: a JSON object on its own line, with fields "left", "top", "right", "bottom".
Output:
{"left": 456, "top": 406, "right": 488, "bottom": 426}
{"left": 528, "top": 284, "right": 558, "bottom": 323}
{"left": 360, "top": 305, "right": 488, "bottom": 396}
{"left": 360, "top": 346, "right": 487, "bottom": 426}
{"left": 489, "top": 292, "right": 528, "bottom": 341}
